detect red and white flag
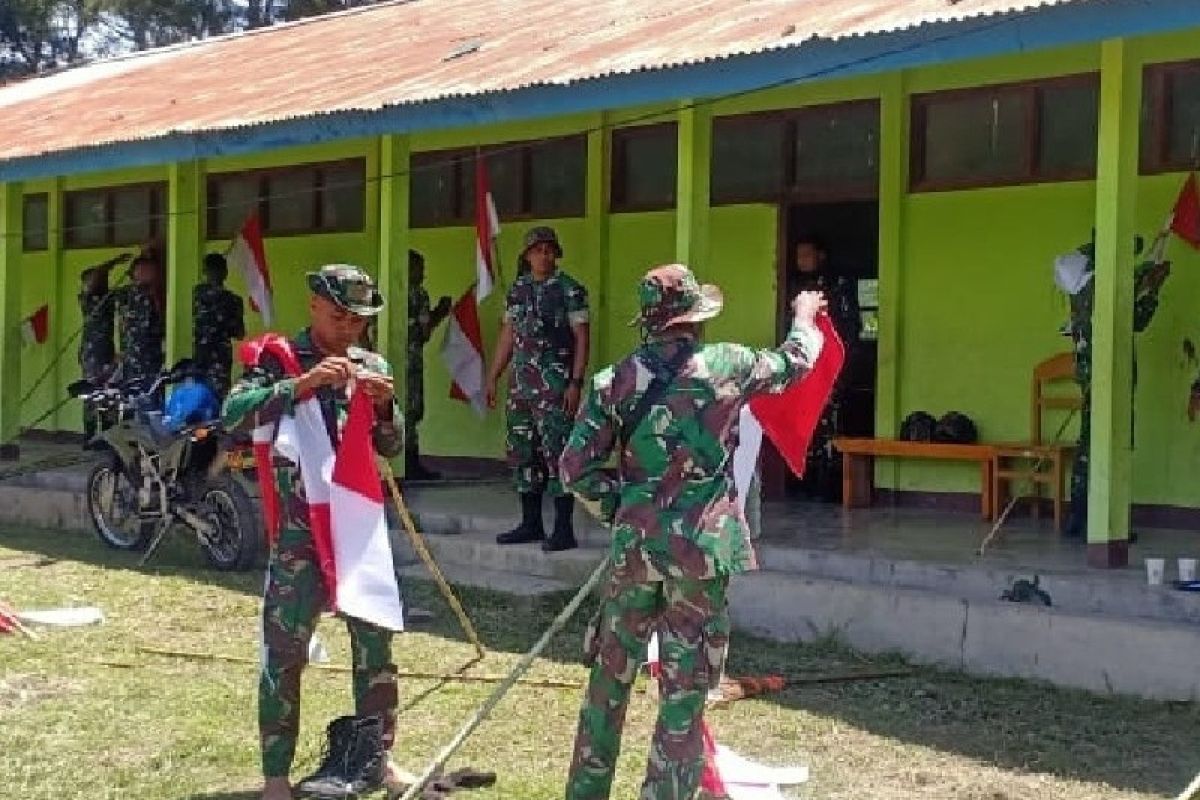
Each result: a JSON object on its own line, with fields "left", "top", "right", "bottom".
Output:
{"left": 733, "top": 315, "right": 845, "bottom": 509}
{"left": 441, "top": 156, "right": 500, "bottom": 414}
{"left": 240, "top": 335, "right": 404, "bottom": 632}
{"left": 229, "top": 212, "right": 275, "bottom": 326}
{"left": 21, "top": 304, "right": 48, "bottom": 346}
{"left": 1169, "top": 173, "right": 1200, "bottom": 250}
{"left": 645, "top": 637, "right": 809, "bottom": 799}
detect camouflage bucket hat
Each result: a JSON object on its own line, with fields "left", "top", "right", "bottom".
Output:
{"left": 306, "top": 264, "right": 384, "bottom": 317}
{"left": 630, "top": 264, "right": 723, "bottom": 333}
{"left": 522, "top": 226, "right": 564, "bottom": 258}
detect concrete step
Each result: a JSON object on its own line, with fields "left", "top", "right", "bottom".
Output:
{"left": 397, "top": 560, "right": 574, "bottom": 598}
{"left": 730, "top": 568, "right": 1200, "bottom": 701}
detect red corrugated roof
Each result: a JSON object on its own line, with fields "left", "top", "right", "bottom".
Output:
{"left": 0, "top": 0, "right": 1080, "bottom": 163}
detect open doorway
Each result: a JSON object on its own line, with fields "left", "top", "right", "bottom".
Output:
{"left": 761, "top": 200, "right": 879, "bottom": 502}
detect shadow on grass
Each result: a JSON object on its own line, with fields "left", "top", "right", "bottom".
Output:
{"left": 187, "top": 793, "right": 259, "bottom": 800}
{"left": 4, "top": 525, "right": 1197, "bottom": 797}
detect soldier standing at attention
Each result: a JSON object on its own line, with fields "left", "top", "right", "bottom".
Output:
{"left": 485, "top": 226, "right": 590, "bottom": 552}
{"left": 560, "top": 264, "right": 826, "bottom": 799}
{"left": 78, "top": 252, "right": 131, "bottom": 440}
{"left": 405, "top": 250, "right": 452, "bottom": 480}
{"left": 114, "top": 251, "right": 166, "bottom": 391}
{"left": 223, "top": 265, "right": 406, "bottom": 800}
{"left": 193, "top": 252, "right": 246, "bottom": 398}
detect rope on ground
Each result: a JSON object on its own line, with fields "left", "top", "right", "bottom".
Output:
{"left": 977, "top": 409, "right": 1078, "bottom": 557}
{"left": 398, "top": 554, "right": 613, "bottom": 800}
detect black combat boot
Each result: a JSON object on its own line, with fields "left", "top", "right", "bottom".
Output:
{"left": 404, "top": 448, "right": 441, "bottom": 482}
{"left": 297, "top": 715, "right": 386, "bottom": 799}
{"left": 543, "top": 495, "right": 577, "bottom": 552}
{"left": 496, "top": 493, "right": 544, "bottom": 545}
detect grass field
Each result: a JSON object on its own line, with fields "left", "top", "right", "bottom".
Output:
{"left": 1, "top": 525, "right": 1196, "bottom": 799}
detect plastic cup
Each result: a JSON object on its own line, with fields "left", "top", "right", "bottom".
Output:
{"left": 1178, "top": 559, "right": 1197, "bottom": 583}
{"left": 1145, "top": 558, "right": 1165, "bottom": 586}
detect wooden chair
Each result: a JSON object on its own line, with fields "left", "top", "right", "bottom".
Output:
{"left": 991, "top": 353, "right": 1081, "bottom": 532}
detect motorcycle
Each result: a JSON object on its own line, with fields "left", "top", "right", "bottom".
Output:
{"left": 69, "top": 361, "right": 263, "bottom": 571}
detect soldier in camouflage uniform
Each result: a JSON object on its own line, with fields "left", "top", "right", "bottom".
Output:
{"left": 560, "top": 264, "right": 826, "bottom": 799}
{"left": 1062, "top": 236, "right": 1170, "bottom": 538}
{"left": 788, "top": 234, "right": 859, "bottom": 502}
{"left": 113, "top": 254, "right": 166, "bottom": 391}
{"left": 192, "top": 253, "right": 246, "bottom": 398}
{"left": 223, "top": 265, "right": 405, "bottom": 800}
{"left": 405, "top": 250, "right": 452, "bottom": 480}
{"left": 78, "top": 253, "right": 131, "bottom": 440}
{"left": 485, "top": 226, "right": 590, "bottom": 552}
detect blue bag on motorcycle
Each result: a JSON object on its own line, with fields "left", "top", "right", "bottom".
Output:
{"left": 162, "top": 378, "right": 220, "bottom": 432}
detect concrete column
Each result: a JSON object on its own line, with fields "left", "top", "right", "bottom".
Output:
{"left": 48, "top": 179, "right": 65, "bottom": 430}
{"left": 166, "top": 160, "right": 204, "bottom": 365}
{"left": 1088, "top": 38, "right": 1140, "bottom": 569}
{"left": 0, "top": 181, "right": 23, "bottom": 457}
{"left": 875, "top": 72, "right": 907, "bottom": 488}
{"left": 377, "top": 134, "right": 411, "bottom": 471}
{"left": 675, "top": 103, "right": 712, "bottom": 273}
{"left": 584, "top": 113, "right": 610, "bottom": 365}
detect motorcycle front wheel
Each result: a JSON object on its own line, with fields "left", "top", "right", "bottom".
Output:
{"left": 198, "top": 475, "right": 263, "bottom": 571}
{"left": 86, "top": 455, "right": 154, "bottom": 551}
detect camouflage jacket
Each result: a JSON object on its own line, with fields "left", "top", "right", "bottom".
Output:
{"left": 560, "top": 321, "right": 823, "bottom": 582}
{"left": 408, "top": 284, "right": 433, "bottom": 361}
{"left": 505, "top": 270, "right": 589, "bottom": 403}
{"left": 113, "top": 284, "right": 165, "bottom": 382}
{"left": 1067, "top": 254, "right": 1166, "bottom": 387}
{"left": 78, "top": 286, "right": 116, "bottom": 378}
{"left": 222, "top": 329, "right": 404, "bottom": 532}
{"left": 192, "top": 284, "right": 245, "bottom": 360}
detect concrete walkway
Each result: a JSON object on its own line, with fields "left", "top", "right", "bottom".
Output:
{"left": 3, "top": 448, "right": 1200, "bottom": 700}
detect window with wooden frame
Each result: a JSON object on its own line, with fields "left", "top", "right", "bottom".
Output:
{"left": 22, "top": 193, "right": 48, "bottom": 252}
{"left": 1141, "top": 59, "right": 1200, "bottom": 174}
{"left": 910, "top": 73, "right": 1100, "bottom": 191}
{"left": 64, "top": 183, "right": 166, "bottom": 249}
{"left": 206, "top": 158, "right": 366, "bottom": 239}
{"left": 711, "top": 100, "right": 880, "bottom": 205}
{"left": 409, "top": 135, "right": 587, "bottom": 227}
{"left": 610, "top": 123, "right": 678, "bottom": 212}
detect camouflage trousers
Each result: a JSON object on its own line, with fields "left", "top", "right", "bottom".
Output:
{"left": 1067, "top": 394, "right": 1091, "bottom": 536}
{"left": 198, "top": 356, "right": 233, "bottom": 400}
{"left": 405, "top": 360, "right": 424, "bottom": 458}
{"left": 566, "top": 576, "right": 730, "bottom": 800}
{"left": 506, "top": 397, "right": 571, "bottom": 497}
{"left": 259, "top": 526, "right": 398, "bottom": 778}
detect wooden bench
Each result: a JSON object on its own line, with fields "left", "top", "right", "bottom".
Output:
{"left": 833, "top": 437, "right": 995, "bottom": 520}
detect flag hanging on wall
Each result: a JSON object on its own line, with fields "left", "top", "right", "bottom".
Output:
{"left": 21, "top": 305, "right": 48, "bottom": 346}
{"left": 229, "top": 212, "right": 275, "bottom": 325}
{"left": 1170, "top": 173, "right": 1200, "bottom": 250}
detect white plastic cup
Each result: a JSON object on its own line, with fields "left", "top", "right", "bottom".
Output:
{"left": 1178, "top": 558, "right": 1197, "bottom": 583}
{"left": 1145, "top": 558, "right": 1166, "bottom": 586}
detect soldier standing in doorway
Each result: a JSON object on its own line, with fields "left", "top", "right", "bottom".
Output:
{"left": 192, "top": 252, "right": 246, "bottom": 398}
{"left": 1061, "top": 234, "right": 1170, "bottom": 539}
{"left": 78, "top": 252, "right": 131, "bottom": 441}
{"left": 405, "top": 250, "right": 452, "bottom": 480}
{"left": 114, "top": 249, "right": 167, "bottom": 392}
{"left": 560, "top": 264, "right": 826, "bottom": 799}
{"left": 485, "top": 226, "right": 590, "bottom": 552}
{"left": 789, "top": 234, "right": 859, "bottom": 500}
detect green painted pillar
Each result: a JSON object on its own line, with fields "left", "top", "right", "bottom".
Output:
{"left": 876, "top": 72, "right": 907, "bottom": 489}
{"left": 1088, "top": 38, "right": 1140, "bottom": 569}
{"left": 0, "top": 181, "right": 23, "bottom": 456}
{"left": 584, "top": 113, "right": 611, "bottom": 365}
{"left": 48, "top": 180, "right": 65, "bottom": 430}
{"left": 166, "top": 160, "right": 204, "bottom": 365}
{"left": 675, "top": 102, "right": 712, "bottom": 273}
{"left": 377, "top": 134, "right": 411, "bottom": 472}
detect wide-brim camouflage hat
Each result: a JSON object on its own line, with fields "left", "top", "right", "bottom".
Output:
{"left": 522, "top": 226, "right": 564, "bottom": 258}
{"left": 306, "top": 264, "right": 385, "bottom": 316}
{"left": 630, "top": 263, "right": 723, "bottom": 332}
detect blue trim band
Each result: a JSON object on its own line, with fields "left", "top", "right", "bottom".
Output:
{"left": 2, "top": 0, "right": 1199, "bottom": 181}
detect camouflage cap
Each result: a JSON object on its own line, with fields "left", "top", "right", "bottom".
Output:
{"left": 306, "top": 264, "right": 384, "bottom": 317}
{"left": 522, "top": 226, "right": 564, "bottom": 258}
{"left": 630, "top": 263, "right": 723, "bottom": 333}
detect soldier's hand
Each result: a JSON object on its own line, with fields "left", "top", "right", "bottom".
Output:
{"left": 485, "top": 378, "right": 498, "bottom": 410}
{"left": 793, "top": 291, "right": 828, "bottom": 326}
{"left": 564, "top": 385, "right": 582, "bottom": 418}
{"left": 296, "top": 357, "right": 356, "bottom": 394}
{"left": 358, "top": 372, "right": 394, "bottom": 405}
{"left": 436, "top": 296, "right": 452, "bottom": 314}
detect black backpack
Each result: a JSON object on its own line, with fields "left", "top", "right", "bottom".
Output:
{"left": 934, "top": 411, "right": 979, "bottom": 444}
{"left": 899, "top": 411, "right": 937, "bottom": 442}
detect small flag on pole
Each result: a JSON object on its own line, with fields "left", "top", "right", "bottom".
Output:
{"left": 20, "top": 305, "right": 48, "bottom": 346}
{"left": 229, "top": 213, "right": 274, "bottom": 325}
{"left": 1170, "top": 173, "right": 1200, "bottom": 250}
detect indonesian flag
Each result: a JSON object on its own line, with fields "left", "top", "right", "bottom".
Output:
{"left": 240, "top": 334, "right": 403, "bottom": 632}
{"left": 441, "top": 155, "right": 499, "bottom": 415}
{"left": 1170, "top": 173, "right": 1200, "bottom": 250}
{"left": 733, "top": 315, "right": 845, "bottom": 509}
{"left": 645, "top": 637, "right": 809, "bottom": 799}
{"left": 229, "top": 212, "right": 274, "bottom": 325}
{"left": 21, "top": 304, "right": 48, "bottom": 346}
